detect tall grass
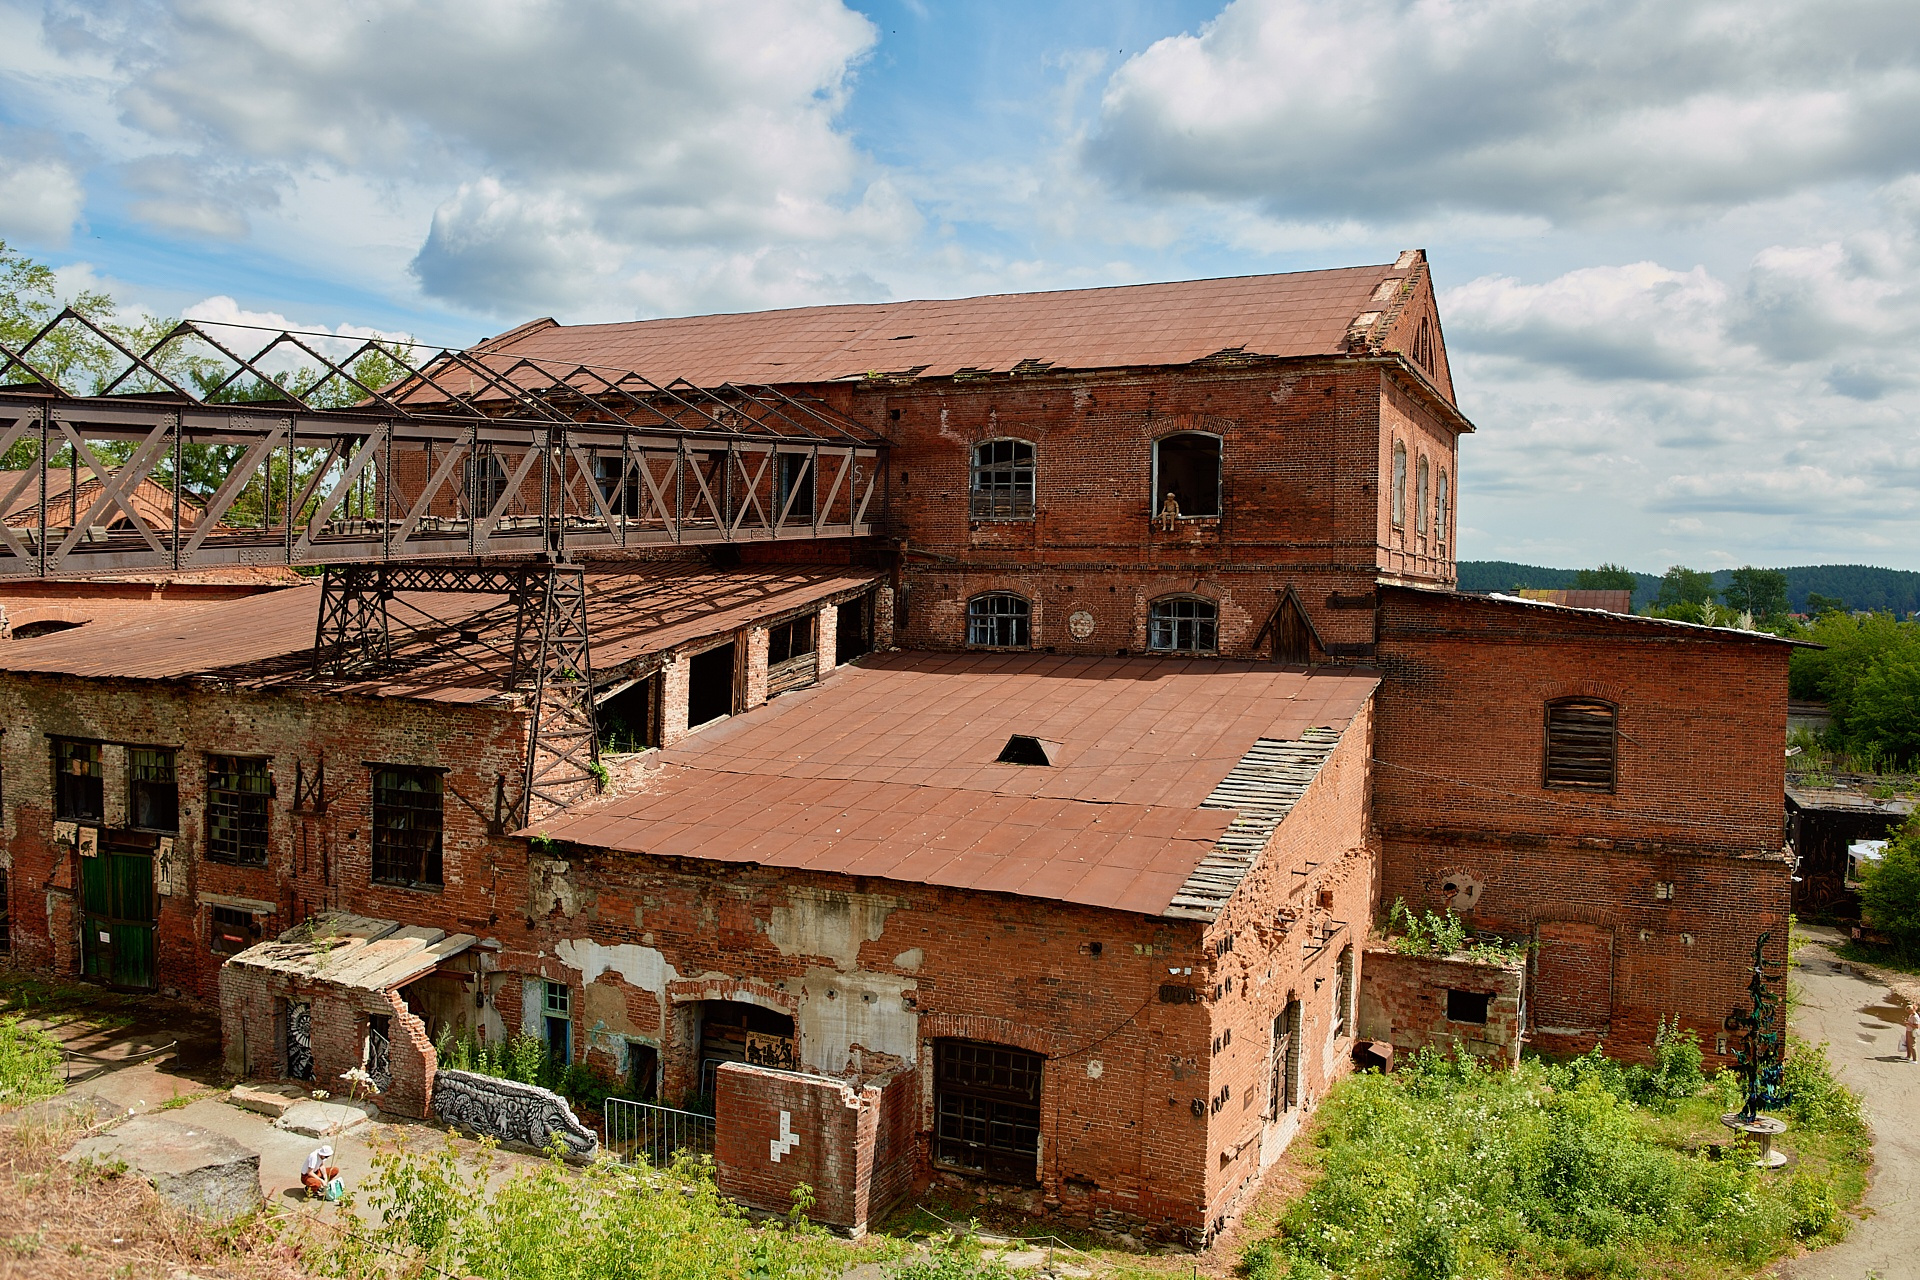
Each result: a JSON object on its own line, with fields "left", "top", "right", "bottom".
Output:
{"left": 0, "top": 1017, "right": 63, "bottom": 1106}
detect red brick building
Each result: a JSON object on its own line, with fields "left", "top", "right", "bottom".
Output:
{"left": 0, "top": 253, "right": 1793, "bottom": 1243}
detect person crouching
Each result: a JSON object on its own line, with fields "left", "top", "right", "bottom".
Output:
{"left": 302, "top": 1145, "right": 342, "bottom": 1199}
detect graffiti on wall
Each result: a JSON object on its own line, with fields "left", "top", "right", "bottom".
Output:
{"left": 431, "top": 1069, "right": 599, "bottom": 1160}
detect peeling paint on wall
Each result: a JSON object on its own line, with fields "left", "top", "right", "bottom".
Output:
{"left": 557, "top": 938, "right": 680, "bottom": 991}
{"left": 766, "top": 887, "right": 898, "bottom": 972}
{"left": 796, "top": 965, "right": 918, "bottom": 1073}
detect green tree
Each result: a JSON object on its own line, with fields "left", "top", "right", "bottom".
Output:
{"left": 1655, "top": 565, "right": 1715, "bottom": 608}
{"left": 1859, "top": 815, "right": 1920, "bottom": 957}
{"left": 1848, "top": 649, "right": 1920, "bottom": 769}
{"left": 1723, "top": 566, "right": 1790, "bottom": 620}
{"left": 1574, "top": 562, "right": 1638, "bottom": 601}
{"left": 1804, "top": 592, "right": 1846, "bottom": 616}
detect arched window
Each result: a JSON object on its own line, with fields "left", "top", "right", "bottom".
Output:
{"left": 970, "top": 439, "right": 1036, "bottom": 520}
{"left": 1416, "top": 455, "right": 1430, "bottom": 535}
{"left": 1152, "top": 433, "right": 1221, "bottom": 519}
{"left": 1391, "top": 440, "right": 1407, "bottom": 528}
{"left": 1544, "top": 698, "right": 1618, "bottom": 792}
{"left": 967, "top": 593, "right": 1031, "bottom": 648}
{"left": 1148, "top": 596, "right": 1218, "bottom": 653}
{"left": 1436, "top": 469, "right": 1449, "bottom": 545}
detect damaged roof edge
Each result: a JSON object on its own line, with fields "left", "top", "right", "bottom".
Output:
{"left": 1386, "top": 583, "right": 1815, "bottom": 647}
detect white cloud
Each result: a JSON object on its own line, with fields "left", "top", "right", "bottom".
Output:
{"left": 1084, "top": 0, "right": 1920, "bottom": 223}
{"left": 0, "top": 150, "right": 84, "bottom": 245}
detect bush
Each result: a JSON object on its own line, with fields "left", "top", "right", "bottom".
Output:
{"left": 432, "top": 1029, "right": 616, "bottom": 1114}
{"left": 1859, "top": 815, "right": 1920, "bottom": 957}
{"left": 0, "top": 1017, "right": 63, "bottom": 1106}
{"left": 1781, "top": 1039, "right": 1868, "bottom": 1142}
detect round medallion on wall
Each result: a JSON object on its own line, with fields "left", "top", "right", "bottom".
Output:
{"left": 1068, "top": 610, "right": 1096, "bottom": 640}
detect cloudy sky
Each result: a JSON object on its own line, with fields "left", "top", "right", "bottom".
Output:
{"left": 3, "top": 0, "right": 1917, "bottom": 572}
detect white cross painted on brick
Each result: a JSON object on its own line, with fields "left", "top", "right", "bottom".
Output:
{"left": 769, "top": 1109, "right": 799, "bottom": 1163}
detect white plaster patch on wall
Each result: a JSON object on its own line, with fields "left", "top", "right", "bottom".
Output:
{"left": 770, "top": 1109, "right": 798, "bottom": 1163}
{"left": 892, "top": 947, "right": 923, "bottom": 972}
{"left": 555, "top": 938, "right": 680, "bottom": 992}
{"left": 796, "top": 966, "right": 918, "bottom": 1073}
{"left": 766, "top": 887, "right": 899, "bottom": 972}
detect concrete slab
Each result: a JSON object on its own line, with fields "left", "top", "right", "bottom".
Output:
{"left": 229, "top": 1083, "right": 304, "bottom": 1119}
{"left": 64, "top": 1116, "right": 261, "bottom": 1221}
{"left": 274, "top": 1098, "right": 378, "bottom": 1138}
{"left": 0, "top": 1090, "right": 121, "bottom": 1131}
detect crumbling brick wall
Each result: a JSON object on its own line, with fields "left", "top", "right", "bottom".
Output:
{"left": 1357, "top": 946, "right": 1525, "bottom": 1066}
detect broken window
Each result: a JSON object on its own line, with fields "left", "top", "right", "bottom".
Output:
{"left": 687, "top": 642, "right": 738, "bottom": 728}
{"left": 970, "top": 439, "right": 1036, "bottom": 520}
{"left": 1391, "top": 440, "right": 1407, "bottom": 528}
{"left": 1435, "top": 469, "right": 1449, "bottom": 545}
{"left": 544, "top": 980, "right": 572, "bottom": 1071}
{"left": 767, "top": 614, "right": 819, "bottom": 695}
{"left": 209, "top": 905, "right": 259, "bottom": 956}
{"left": 1152, "top": 433, "right": 1221, "bottom": 519}
{"left": 1416, "top": 455, "right": 1430, "bottom": 535}
{"left": 1335, "top": 945, "right": 1355, "bottom": 1036}
{"left": 1148, "top": 597, "right": 1217, "bottom": 653}
{"left": 776, "top": 452, "right": 814, "bottom": 521}
{"left": 370, "top": 766, "right": 444, "bottom": 888}
{"left": 53, "top": 738, "right": 103, "bottom": 822}
{"left": 129, "top": 747, "right": 177, "bottom": 833}
{"left": 934, "top": 1039, "right": 1042, "bottom": 1182}
{"left": 835, "top": 592, "right": 872, "bottom": 664}
{"left": 967, "top": 594, "right": 1030, "bottom": 649}
{"left": 207, "top": 755, "right": 270, "bottom": 865}
{"left": 1446, "top": 989, "right": 1492, "bottom": 1025}
{"left": 599, "top": 672, "right": 661, "bottom": 753}
{"left": 1544, "top": 698, "right": 1618, "bottom": 793}
{"left": 1270, "top": 1000, "right": 1301, "bottom": 1117}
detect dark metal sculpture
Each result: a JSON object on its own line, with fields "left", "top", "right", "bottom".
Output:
{"left": 1723, "top": 931, "right": 1785, "bottom": 1121}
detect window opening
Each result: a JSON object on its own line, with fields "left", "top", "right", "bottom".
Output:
{"left": 1148, "top": 597, "right": 1218, "bottom": 653}
{"left": 11, "top": 619, "right": 82, "bottom": 639}
{"left": 835, "top": 593, "right": 872, "bottom": 664}
{"left": 1446, "top": 989, "right": 1492, "bottom": 1024}
{"left": 207, "top": 755, "right": 271, "bottom": 864}
{"left": 467, "top": 451, "right": 509, "bottom": 515}
{"left": 967, "top": 594, "right": 1030, "bottom": 649}
{"left": 935, "top": 1039, "right": 1043, "bottom": 1182}
{"left": 53, "top": 738, "right": 103, "bottom": 822}
{"left": 626, "top": 1042, "right": 659, "bottom": 1101}
{"left": 1436, "top": 469, "right": 1449, "bottom": 544}
{"left": 371, "top": 766, "right": 444, "bottom": 888}
{"left": 544, "top": 980, "right": 572, "bottom": 1071}
{"left": 687, "top": 643, "right": 738, "bottom": 728}
{"left": 697, "top": 1001, "right": 797, "bottom": 1100}
{"left": 1544, "top": 698, "right": 1618, "bottom": 793}
{"left": 776, "top": 452, "right": 814, "bottom": 521}
{"left": 767, "top": 614, "right": 819, "bottom": 695}
{"left": 1335, "top": 945, "right": 1355, "bottom": 1036}
{"left": 1391, "top": 440, "right": 1407, "bottom": 528}
{"left": 594, "top": 453, "right": 640, "bottom": 518}
{"left": 1152, "top": 433, "right": 1221, "bottom": 519}
{"left": 210, "top": 905, "right": 260, "bottom": 956}
{"left": 1269, "top": 1000, "right": 1301, "bottom": 1117}
{"left": 365, "top": 1014, "right": 393, "bottom": 1091}
{"left": 129, "top": 747, "right": 177, "bottom": 832}
{"left": 598, "top": 672, "right": 661, "bottom": 753}
{"left": 1416, "top": 455, "right": 1430, "bottom": 535}
{"left": 970, "top": 439, "right": 1036, "bottom": 520}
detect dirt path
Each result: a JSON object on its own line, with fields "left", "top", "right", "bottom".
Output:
{"left": 1775, "top": 932, "right": 1918, "bottom": 1280}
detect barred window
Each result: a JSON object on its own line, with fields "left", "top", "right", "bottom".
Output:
{"left": 1148, "top": 597, "right": 1218, "bottom": 653}
{"left": 371, "top": 766, "right": 443, "bottom": 888}
{"left": 967, "top": 594, "right": 1030, "bottom": 649}
{"left": 934, "top": 1039, "right": 1042, "bottom": 1182}
{"left": 207, "top": 756, "right": 271, "bottom": 865}
{"left": 129, "top": 747, "right": 178, "bottom": 833}
{"left": 1544, "top": 698, "right": 1618, "bottom": 793}
{"left": 970, "top": 439, "right": 1036, "bottom": 520}
{"left": 53, "top": 738, "right": 102, "bottom": 822}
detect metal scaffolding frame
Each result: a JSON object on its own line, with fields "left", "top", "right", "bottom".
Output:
{"left": 0, "top": 309, "right": 888, "bottom": 579}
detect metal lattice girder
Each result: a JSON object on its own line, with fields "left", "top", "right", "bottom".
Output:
{"left": 0, "top": 311, "right": 887, "bottom": 579}
{"left": 309, "top": 560, "right": 598, "bottom": 825}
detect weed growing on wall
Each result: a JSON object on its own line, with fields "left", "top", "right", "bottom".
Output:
{"left": 1243, "top": 1035, "right": 1867, "bottom": 1280}
{"left": 0, "top": 1017, "right": 63, "bottom": 1106}
{"left": 1386, "top": 899, "right": 1528, "bottom": 965}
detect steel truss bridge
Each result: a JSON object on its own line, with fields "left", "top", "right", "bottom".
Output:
{"left": 1, "top": 309, "right": 891, "bottom": 818}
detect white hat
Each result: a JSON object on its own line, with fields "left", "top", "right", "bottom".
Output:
{"left": 316, "top": 1145, "right": 333, "bottom": 1158}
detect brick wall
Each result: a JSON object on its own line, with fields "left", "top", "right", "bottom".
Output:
{"left": 1357, "top": 946, "right": 1525, "bottom": 1066}
{"left": 1373, "top": 588, "right": 1794, "bottom": 1064}
{"left": 712, "top": 1061, "right": 914, "bottom": 1234}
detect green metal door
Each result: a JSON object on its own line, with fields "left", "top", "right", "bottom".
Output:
{"left": 79, "top": 847, "right": 155, "bottom": 991}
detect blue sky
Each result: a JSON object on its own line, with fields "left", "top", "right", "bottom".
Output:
{"left": 4, "top": 0, "right": 1919, "bottom": 572}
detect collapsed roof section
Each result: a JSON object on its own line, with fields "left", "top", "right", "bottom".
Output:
{"left": 528, "top": 651, "right": 1376, "bottom": 920}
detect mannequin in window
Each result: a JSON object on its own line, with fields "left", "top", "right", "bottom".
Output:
{"left": 1156, "top": 491, "right": 1181, "bottom": 532}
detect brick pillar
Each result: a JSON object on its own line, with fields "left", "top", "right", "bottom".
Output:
{"left": 383, "top": 988, "right": 439, "bottom": 1119}
{"left": 659, "top": 654, "right": 692, "bottom": 746}
{"left": 817, "top": 604, "right": 839, "bottom": 673}
{"left": 744, "top": 626, "right": 770, "bottom": 710}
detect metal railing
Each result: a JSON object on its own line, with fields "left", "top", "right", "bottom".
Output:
{"left": 604, "top": 1097, "right": 715, "bottom": 1166}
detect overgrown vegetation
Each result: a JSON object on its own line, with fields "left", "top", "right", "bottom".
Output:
{"left": 0, "top": 1017, "right": 63, "bottom": 1106}
{"left": 1386, "top": 899, "right": 1528, "bottom": 965}
{"left": 433, "top": 1029, "right": 616, "bottom": 1115}
{"left": 1853, "top": 814, "right": 1920, "bottom": 960}
{"left": 1242, "top": 1034, "right": 1868, "bottom": 1280}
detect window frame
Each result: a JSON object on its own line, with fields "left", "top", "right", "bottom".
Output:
{"left": 1415, "top": 454, "right": 1430, "bottom": 535}
{"left": 206, "top": 754, "right": 272, "bottom": 866}
{"left": 52, "top": 737, "right": 103, "bottom": 823}
{"left": 369, "top": 764, "right": 445, "bottom": 889}
{"left": 969, "top": 438, "right": 1037, "bottom": 521}
{"left": 1150, "top": 431, "right": 1223, "bottom": 520}
{"left": 1435, "top": 467, "right": 1450, "bottom": 545}
{"left": 1147, "top": 595, "right": 1219, "bottom": 654}
{"left": 775, "top": 450, "right": 815, "bottom": 522}
{"left": 128, "top": 746, "right": 179, "bottom": 834}
{"left": 966, "top": 593, "right": 1032, "bottom": 650}
{"left": 933, "top": 1038, "right": 1043, "bottom": 1183}
{"left": 1446, "top": 989, "right": 1493, "bottom": 1025}
{"left": 1391, "top": 439, "right": 1408, "bottom": 529}
{"left": 209, "top": 904, "right": 261, "bottom": 956}
{"left": 1543, "top": 697, "right": 1619, "bottom": 794}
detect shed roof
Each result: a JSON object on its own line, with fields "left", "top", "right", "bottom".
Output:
{"left": 529, "top": 652, "right": 1376, "bottom": 919}
{"left": 473, "top": 262, "right": 1413, "bottom": 386}
{"left": 225, "top": 913, "right": 475, "bottom": 993}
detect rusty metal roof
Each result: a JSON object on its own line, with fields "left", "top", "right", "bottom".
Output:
{"left": 531, "top": 652, "right": 1376, "bottom": 919}
{"left": 476, "top": 264, "right": 1407, "bottom": 385}
{"left": 0, "top": 561, "right": 880, "bottom": 700}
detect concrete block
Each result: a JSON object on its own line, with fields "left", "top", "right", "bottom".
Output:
{"left": 0, "top": 1091, "right": 120, "bottom": 1131}
{"left": 273, "top": 1098, "right": 377, "bottom": 1138}
{"left": 64, "top": 1116, "right": 261, "bottom": 1221}
{"left": 228, "top": 1084, "right": 302, "bottom": 1119}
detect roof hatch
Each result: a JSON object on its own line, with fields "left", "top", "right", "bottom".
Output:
{"left": 996, "top": 734, "right": 1059, "bottom": 766}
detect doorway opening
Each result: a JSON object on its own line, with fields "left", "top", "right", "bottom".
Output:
{"left": 696, "top": 1001, "right": 796, "bottom": 1101}
{"left": 687, "top": 643, "right": 737, "bottom": 729}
